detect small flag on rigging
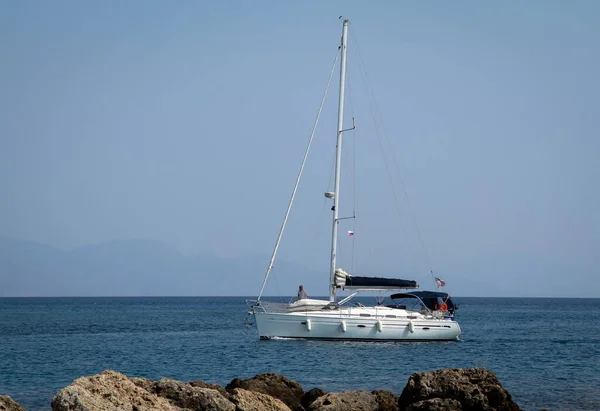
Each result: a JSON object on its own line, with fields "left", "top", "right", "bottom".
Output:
{"left": 435, "top": 277, "right": 446, "bottom": 287}
{"left": 348, "top": 230, "right": 354, "bottom": 237}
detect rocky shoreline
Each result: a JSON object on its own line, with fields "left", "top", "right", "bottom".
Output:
{"left": 0, "top": 367, "right": 522, "bottom": 410}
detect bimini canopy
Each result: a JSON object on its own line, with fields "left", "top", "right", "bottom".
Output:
{"left": 391, "top": 291, "right": 456, "bottom": 312}
{"left": 390, "top": 291, "right": 451, "bottom": 300}
{"left": 335, "top": 268, "right": 418, "bottom": 290}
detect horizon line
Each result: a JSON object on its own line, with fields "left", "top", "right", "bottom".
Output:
{"left": 0, "top": 295, "right": 597, "bottom": 299}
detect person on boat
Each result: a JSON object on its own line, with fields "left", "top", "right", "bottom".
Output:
{"left": 297, "top": 285, "right": 308, "bottom": 300}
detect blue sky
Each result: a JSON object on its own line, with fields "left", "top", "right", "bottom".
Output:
{"left": 1, "top": 1, "right": 598, "bottom": 297}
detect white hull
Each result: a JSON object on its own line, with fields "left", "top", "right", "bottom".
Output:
{"left": 254, "top": 308, "right": 461, "bottom": 341}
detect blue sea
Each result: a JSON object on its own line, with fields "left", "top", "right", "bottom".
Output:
{"left": 0, "top": 297, "right": 599, "bottom": 410}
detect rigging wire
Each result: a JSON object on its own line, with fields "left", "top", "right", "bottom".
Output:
{"left": 256, "top": 47, "right": 340, "bottom": 302}
{"left": 349, "top": 27, "right": 437, "bottom": 286}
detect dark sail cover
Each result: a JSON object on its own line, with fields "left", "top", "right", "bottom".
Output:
{"left": 344, "top": 276, "right": 418, "bottom": 289}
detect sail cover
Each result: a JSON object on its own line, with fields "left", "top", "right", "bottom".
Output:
{"left": 344, "top": 276, "right": 418, "bottom": 289}
{"left": 335, "top": 268, "right": 418, "bottom": 290}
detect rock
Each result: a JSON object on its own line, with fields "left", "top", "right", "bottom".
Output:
{"left": 229, "top": 388, "right": 292, "bottom": 411}
{"left": 0, "top": 396, "right": 25, "bottom": 411}
{"left": 372, "top": 390, "right": 399, "bottom": 411}
{"left": 226, "top": 373, "right": 304, "bottom": 411}
{"left": 398, "top": 367, "right": 520, "bottom": 411}
{"left": 130, "top": 377, "right": 157, "bottom": 394}
{"left": 403, "top": 398, "right": 462, "bottom": 411}
{"left": 301, "top": 388, "right": 327, "bottom": 409}
{"left": 132, "top": 376, "right": 234, "bottom": 410}
{"left": 189, "top": 380, "right": 230, "bottom": 398}
{"left": 51, "top": 370, "right": 178, "bottom": 411}
{"left": 152, "top": 378, "right": 234, "bottom": 410}
{"left": 52, "top": 370, "right": 235, "bottom": 411}
{"left": 47, "top": 368, "right": 523, "bottom": 411}
{"left": 308, "top": 390, "right": 379, "bottom": 411}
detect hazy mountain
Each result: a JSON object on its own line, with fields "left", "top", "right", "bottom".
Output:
{"left": 2, "top": 236, "right": 594, "bottom": 297}
{"left": 0, "top": 237, "right": 324, "bottom": 297}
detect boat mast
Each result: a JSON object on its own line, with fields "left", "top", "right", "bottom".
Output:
{"left": 329, "top": 18, "right": 349, "bottom": 302}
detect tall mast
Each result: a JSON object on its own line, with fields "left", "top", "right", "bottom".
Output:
{"left": 329, "top": 18, "right": 349, "bottom": 302}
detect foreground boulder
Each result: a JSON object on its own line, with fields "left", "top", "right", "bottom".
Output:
{"left": 140, "top": 377, "right": 234, "bottom": 410}
{"left": 189, "top": 379, "right": 230, "bottom": 398}
{"left": 229, "top": 388, "right": 292, "bottom": 411}
{"left": 398, "top": 367, "right": 520, "bottom": 411}
{"left": 301, "top": 388, "right": 327, "bottom": 410}
{"left": 51, "top": 370, "right": 178, "bottom": 410}
{"left": 308, "top": 390, "right": 379, "bottom": 411}
{"left": 54, "top": 371, "right": 236, "bottom": 411}
{"left": 42, "top": 367, "right": 519, "bottom": 411}
{"left": 0, "top": 396, "right": 25, "bottom": 411}
{"left": 226, "top": 372, "right": 304, "bottom": 411}
{"left": 372, "top": 390, "right": 399, "bottom": 411}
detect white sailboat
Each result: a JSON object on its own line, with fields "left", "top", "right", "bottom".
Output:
{"left": 248, "top": 18, "right": 461, "bottom": 341}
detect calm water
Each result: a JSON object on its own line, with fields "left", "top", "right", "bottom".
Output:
{"left": 0, "top": 297, "right": 599, "bottom": 410}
